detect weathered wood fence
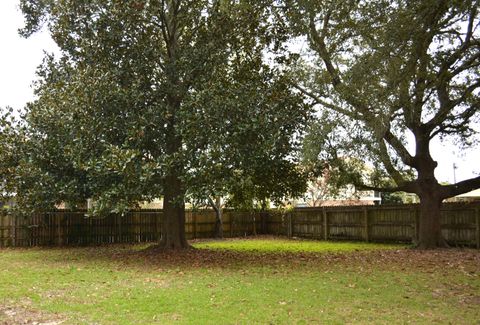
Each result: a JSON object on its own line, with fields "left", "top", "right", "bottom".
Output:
{"left": 0, "top": 210, "right": 261, "bottom": 247}
{"left": 0, "top": 203, "right": 479, "bottom": 247}
{"left": 268, "top": 203, "right": 480, "bottom": 248}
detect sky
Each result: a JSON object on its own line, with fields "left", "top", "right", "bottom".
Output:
{"left": 0, "top": 0, "right": 478, "bottom": 184}
{"left": 0, "top": 1, "right": 59, "bottom": 110}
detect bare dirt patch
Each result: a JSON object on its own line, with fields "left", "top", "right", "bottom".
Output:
{"left": 0, "top": 303, "right": 63, "bottom": 325}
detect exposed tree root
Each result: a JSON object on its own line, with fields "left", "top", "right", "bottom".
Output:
{"left": 144, "top": 237, "right": 193, "bottom": 252}
{"left": 415, "top": 237, "right": 450, "bottom": 250}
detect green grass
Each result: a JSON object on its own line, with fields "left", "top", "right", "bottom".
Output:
{"left": 193, "top": 237, "right": 407, "bottom": 253}
{"left": 0, "top": 237, "right": 478, "bottom": 324}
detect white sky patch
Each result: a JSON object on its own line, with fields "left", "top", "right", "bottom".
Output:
{"left": 431, "top": 133, "right": 479, "bottom": 184}
{"left": 0, "top": 1, "right": 59, "bottom": 111}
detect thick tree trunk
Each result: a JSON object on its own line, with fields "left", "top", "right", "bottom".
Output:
{"left": 417, "top": 194, "right": 447, "bottom": 249}
{"left": 412, "top": 129, "right": 448, "bottom": 249}
{"left": 159, "top": 173, "right": 190, "bottom": 249}
{"left": 154, "top": 2, "right": 191, "bottom": 250}
{"left": 158, "top": 126, "right": 190, "bottom": 249}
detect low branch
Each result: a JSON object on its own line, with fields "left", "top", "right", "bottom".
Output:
{"left": 440, "top": 176, "right": 480, "bottom": 199}
{"left": 356, "top": 180, "right": 417, "bottom": 194}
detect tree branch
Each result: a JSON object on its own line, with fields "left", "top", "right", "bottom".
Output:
{"left": 427, "top": 78, "right": 480, "bottom": 131}
{"left": 430, "top": 101, "right": 480, "bottom": 139}
{"left": 207, "top": 196, "right": 219, "bottom": 214}
{"left": 426, "top": 5, "right": 480, "bottom": 132}
{"left": 356, "top": 180, "right": 416, "bottom": 193}
{"left": 308, "top": 12, "right": 341, "bottom": 86}
{"left": 383, "top": 130, "right": 415, "bottom": 167}
{"left": 437, "top": 3, "right": 478, "bottom": 75}
{"left": 292, "top": 84, "right": 355, "bottom": 118}
{"left": 377, "top": 140, "right": 407, "bottom": 185}
{"left": 440, "top": 175, "right": 480, "bottom": 199}
{"left": 307, "top": 7, "right": 376, "bottom": 121}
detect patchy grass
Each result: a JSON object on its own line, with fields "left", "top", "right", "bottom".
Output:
{"left": 0, "top": 237, "right": 478, "bottom": 324}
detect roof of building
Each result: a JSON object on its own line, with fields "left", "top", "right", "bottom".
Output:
{"left": 456, "top": 188, "right": 480, "bottom": 198}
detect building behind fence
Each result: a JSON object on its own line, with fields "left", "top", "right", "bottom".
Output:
{"left": 0, "top": 202, "right": 479, "bottom": 248}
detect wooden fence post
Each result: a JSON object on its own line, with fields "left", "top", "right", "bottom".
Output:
{"left": 118, "top": 213, "right": 122, "bottom": 243}
{"left": 323, "top": 208, "right": 328, "bottom": 240}
{"left": 11, "top": 214, "right": 16, "bottom": 247}
{"left": 289, "top": 213, "right": 294, "bottom": 238}
{"left": 412, "top": 207, "right": 419, "bottom": 244}
{"left": 284, "top": 213, "right": 293, "bottom": 238}
{"left": 476, "top": 207, "right": 479, "bottom": 249}
{"left": 363, "top": 207, "right": 369, "bottom": 242}
{"left": 230, "top": 213, "right": 234, "bottom": 237}
{"left": 57, "top": 212, "right": 63, "bottom": 246}
{"left": 156, "top": 211, "right": 161, "bottom": 242}
{"left": 193, "top": 212, "right": 197, "bottom": 239}
{"left": 0, "top": 214, "right": 3, "bottom": 248}
{"left": 261, "top": 211, "right": 267, "bottom": 234}
{"left": 1, "top": 214, "right": 6, "bottom": 247}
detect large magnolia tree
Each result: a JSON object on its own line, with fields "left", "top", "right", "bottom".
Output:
{"left": 5, "top": 0, "right": 308, "bottom": 249}
{"left": 280, "top": 0, "right": 480, "bottom": 248}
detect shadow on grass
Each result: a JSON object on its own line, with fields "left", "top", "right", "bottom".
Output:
{"left": 6, "top": 236, "right": 477, "bottom": 275}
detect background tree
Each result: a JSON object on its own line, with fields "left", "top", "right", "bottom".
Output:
{"left": 301, "top": 112, "right": 377, "bottom": 206}
{"left": 14, "top": 0, "right": 309, "bottom": 249}
{"left": 181, "top": 45, "right": 308, "bottom": 238}
{"left": 280, "top": 0, "right": 480, "bottom": 248}
{"left": 186, "top": 65, "right": 308, "bottom": 238}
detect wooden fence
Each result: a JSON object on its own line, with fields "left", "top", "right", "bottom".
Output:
{"left": 0, "top": 202, "right": 479, "bottom": 247}
{"left": 0, "top": 209, "right": 261, "bottom": 247}
{"left": 269, "top": 202, "right": 480, "bottom": 247}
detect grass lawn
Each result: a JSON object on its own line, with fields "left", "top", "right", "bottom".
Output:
{"left": 0, "top": 236, "right": 478, "bottom": 324}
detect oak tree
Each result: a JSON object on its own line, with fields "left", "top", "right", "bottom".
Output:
{"left": 281, "top": 0, "right": 480, "bottom": 248}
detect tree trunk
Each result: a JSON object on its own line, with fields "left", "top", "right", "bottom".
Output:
{"left": 158, "top": 93, "right": 189, "bottom": 249}
{"left": 412, "top": 129, "right": 448, "bottom": 249}
{"left": 417, "top": 193, "right": 447, "bottom": 249}
{"left": 214, "top": 207, "right": 223, "bottom": 239}
{"left": 210, "top": 197, "right": 223, "bottom": 239}
{"left": 159, "top": 173, "right": 190, "bottom": 249}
